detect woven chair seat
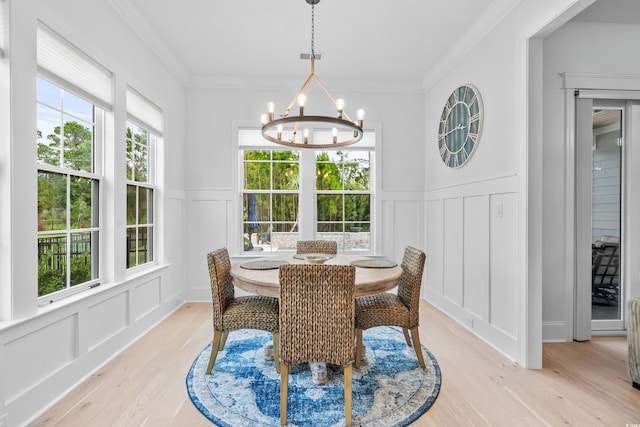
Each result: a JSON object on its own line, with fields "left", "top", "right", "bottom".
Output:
{"left": 223, "top": 296, "right": 279, "bottom": 333}
{"left": 355, "top": 293, "right": 411, "bottom": 330}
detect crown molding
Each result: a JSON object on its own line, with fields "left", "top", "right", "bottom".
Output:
{"left": 422, "top": 0, "right": 523, "bottom": 92}
{"left": 106, "top": 0, "right": 190, "bottom": 86}
{"left": 188, "top": 74, "right": 424, "bottom": 94}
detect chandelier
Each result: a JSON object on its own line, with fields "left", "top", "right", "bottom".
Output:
{"left": 260, "top": 0, "right": 365, "bottom": 149}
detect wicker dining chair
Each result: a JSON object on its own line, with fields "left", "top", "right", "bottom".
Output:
{"left": 355, "top": 246, "right": 427, "bottom": 369}
{"left": 278, "top": 264, "right": 356, "bottom": 426}
{"left": 296, "top": 240, "right": 338, "bottom": 254}
{"left": 206, "top": 247, "right": 280, "bottom": 374}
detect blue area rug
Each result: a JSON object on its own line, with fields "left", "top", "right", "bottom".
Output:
{"left": 186, "top": 326, "right": 441, "bottom": 426}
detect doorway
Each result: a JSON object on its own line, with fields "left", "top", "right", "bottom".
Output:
{"left": 590, "top": 106, "right": 623, "bottom": 330}
{"left": 575, "top": 95, "right": 640, "bottom": 339}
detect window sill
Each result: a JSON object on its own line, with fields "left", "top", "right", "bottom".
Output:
{"left": 40, "top": 263, "right": 171, "bottom": 312}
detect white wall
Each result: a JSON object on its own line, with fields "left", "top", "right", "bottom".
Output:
{"left": 423, "top": 0, "right": 591, "bottom": 366}
{"left": 0, "top": 1, "right": 187, "bottom": 425}
{"left": 184, "top": 86, "right": 426, "bottom": 301}
{"left": 541, "top": 21, "right": 640, "bottom": 341}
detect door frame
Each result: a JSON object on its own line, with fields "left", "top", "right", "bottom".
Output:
{"left": 562, "top": 73, "right": 640, "bottom": 340}
{"left": 576, "top": 97, "right": 626, "bottom": 336}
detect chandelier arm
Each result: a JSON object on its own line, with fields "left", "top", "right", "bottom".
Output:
{"left": 289, "top": 79, "right": 316, "bottom": 141}
{"left": 282, "top": 71, "right": 315, "bottom": 118}
{"left": 312, "top": 74, "right": 355, "bottom": 123}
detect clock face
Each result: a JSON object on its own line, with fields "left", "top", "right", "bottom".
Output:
{"left": 438, "top": 85, "right": 483, "bottom": 168}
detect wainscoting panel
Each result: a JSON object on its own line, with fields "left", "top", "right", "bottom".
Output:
{"left": 164, "top": 195, "right": 185, "bottom": 301}
{"left": 392, "top": 200, "right": 422, "bottom": 261}
{"left": 87, "top": 292, "right": 129, "bottom": 352}
{"left": 132, "top": 277, "right": 161, "bottom": 322}
{"left": 463, "top": 195, "right": 490, "bottom": 320}
{"left": 443, "top": 198, "right": 464, "bottom": 306}
{"left": 187, "top": 194, "right": 232, "bottom": 300}
{"left": 426, "top": 174, "right": 519, "bottom": 361}
{"left": 4, "top": 314, "right": 78, "bottom": 403}
{"left": 426, "top": 200, "right": 444, "bottom": 296}
{"left": 489, "top": 192, "right": 519, "bottom": 338}
{"left": 190, "top": 199, "right": 229, "bottom": 259}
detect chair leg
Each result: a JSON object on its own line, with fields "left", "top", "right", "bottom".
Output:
{"left": 410, "top": 327, "right": 426, "bottom": 369}
{"left": 273, "top": 332, "right": 281, "bottom": 374}
{"left": 280, "top": 363, "right": 289, "bottom": 425}
{"left": 206, "top": 331, "right": 223, "bottom": 375}
{"left": 219, "top": 331, "right": 229, "bottom": 350}
{"left": 344, "top": 364, "right": 352, "bottom": 427}
{"left": 402, "top": 328, "right": 412, "bottom": 347}
{"left": 355, "top": 329, "right": 363, "bottom": 369}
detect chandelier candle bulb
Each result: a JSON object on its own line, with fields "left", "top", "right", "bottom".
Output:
{"left": 261, "top": 114, "right": 268, "bottom": 125}
{"left": 332, "top": 127, "right": 338, "bottom": 143}
{"left": 277, "top": 124, "right": 283, "bottom": 140}
{"left": 303, "top": 128, "right": 310, "bottom": 144}
{"left": 357, "top": 109, "right": 365, "bottom": 128}
{"left": 267, "top": 102, "right": 275, "bottom": 121}
{"left": 336, "top": 98, "right": 345, "bottom": 118}
{"left": 297, "top": 94, "right": 306, "bottom": 116}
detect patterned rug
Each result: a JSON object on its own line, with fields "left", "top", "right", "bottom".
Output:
{"left": 186, "top": 326, "right": 441, "bottom": 427}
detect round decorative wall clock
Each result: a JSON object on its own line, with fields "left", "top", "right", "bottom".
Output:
{"left": 438, "top": 84, "right": 483, "bottom": 168}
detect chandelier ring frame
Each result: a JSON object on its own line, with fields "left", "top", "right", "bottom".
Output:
{"left": 262, "top": 115, "right": 363, "bottom": 149}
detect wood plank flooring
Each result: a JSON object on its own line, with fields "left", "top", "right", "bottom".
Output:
{"left": 30, "top": 301, "right": 640, "bottom": 426}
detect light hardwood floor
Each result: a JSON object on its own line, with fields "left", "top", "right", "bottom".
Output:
{"left": 30, "top": 301, "right": 640, "bottom": 426}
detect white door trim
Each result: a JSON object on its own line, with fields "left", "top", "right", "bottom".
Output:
{"left": 562, "top": 73, "right": 640, "bottom": 340}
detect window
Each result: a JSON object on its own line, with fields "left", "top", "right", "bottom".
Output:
{"left": 126, "top": 121, "right": 155, "bottom": 268}
{"left": 239, "top": 128, "right": 375, "bottom": 253}
{"left": 37, "top": 77, "right": 101, "bottom": 297}
{"left": 36, "top": 23, "right": 111, "bottom": 300}
{"left": 316, "top": 150, "right": 371, "bottom": 249}
{"left": 242, "top": 150, "right": 300, "bottom": 252}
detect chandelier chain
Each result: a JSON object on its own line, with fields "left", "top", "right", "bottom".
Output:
{"left": 311, "top": 2, "right": 315, "bottom": 59}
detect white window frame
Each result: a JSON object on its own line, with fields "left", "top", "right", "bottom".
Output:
{"left": 236, "top": 125, "right": 377, "bottom": 255}
{"left": 125, "top": 119, "right": 157, "bottom": 270}
{"left": 36, "top": 77, "right": 103, "bottom": 302}
{"left": 314, "top": 147, "right": 374, "bottom": 251}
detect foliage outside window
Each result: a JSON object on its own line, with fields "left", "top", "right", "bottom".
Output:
{"left": 239, "top": 127, "right": 374, "bottom": 253}
{"left": 37, "top": 77, "right": 100, "bottom": 297}
{"left": 242, "top": 150, "right": 300, "bottom": 252}
{"left": 126, "top": 121, "right": 155, "bottom": 268}
{"left": 316, "top": 151, "right": 371, "bottom": 250}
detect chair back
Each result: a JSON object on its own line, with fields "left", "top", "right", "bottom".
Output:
{"left": 296, "top": 240, "right": 338, "bottom": 254}
{"left": 207, "top": 248, "right": 235, "bottom": 331}
{"left": 397, "top": 246, "right": 426, "bottom": 327}
{"left": 279, "top": 264, "right": 355, "bottom": 365}
{"left": 592, "top": 243, "right": 619, "bottom": 286}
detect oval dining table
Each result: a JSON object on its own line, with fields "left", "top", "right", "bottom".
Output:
{"left": 230, "top": 253, "right": 402, "bottom": 298}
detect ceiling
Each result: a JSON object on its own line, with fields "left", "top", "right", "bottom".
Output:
{"left": 106, "top": 0, "right": 640, "bottom": 90}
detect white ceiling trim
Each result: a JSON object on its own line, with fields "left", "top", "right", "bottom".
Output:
{"left": 188, "top": 74, "right": 425, "bottom": 94}
{"left": 106, "top": 0, "right": 190, "bottom": 86}
{"left": 422, "top": 0, "right": 524, "bottom": 91}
